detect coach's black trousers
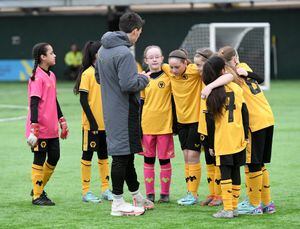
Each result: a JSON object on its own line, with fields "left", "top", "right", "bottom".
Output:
{"left": 111, "top": 154, "right": 140, "bottom": 195}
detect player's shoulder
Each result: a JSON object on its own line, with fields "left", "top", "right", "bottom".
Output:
{"left": 34, "top": 67, "right": 47, "bottom": 80}
{"left": 49, "top": 70, "right": 56, "bottom": 78}
{"left": 186, "top": 64, "right": 200, "bottom": 76}
{"left": 82, "top": 66, "right": 95, "bottom": 78}
{"left": 238, "top": 62, "right": 253, "bottom": 72}
{"left": 226, "top": 82, "right": 242, "bottom": 93}
{"left": 161, "top": 63, "right": 171, "bottom": 75}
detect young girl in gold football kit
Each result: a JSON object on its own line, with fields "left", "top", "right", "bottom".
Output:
{"left": 202, "top": 46, "right": 275, "bottom": 214}
{"left": 202, "top": 56, "right": 249, "bottom": 218}
{"left": 74, "top": 41, "right": 112, "bottom": 203}
{"left": 218, "top": 46, "right": 275, "bottom": 215}
{"left": 141, "top": 45, "right": 175, "bottom": 203}
{"left": 163, "top": 49, "right": 202, "bottom": 205}
{"left": 194, "top": 48, "right": 223, "bottom": 206}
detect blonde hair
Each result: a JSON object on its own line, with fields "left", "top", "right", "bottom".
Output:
{"left": 143, "top": 45, "right": 163, "bottom": 58}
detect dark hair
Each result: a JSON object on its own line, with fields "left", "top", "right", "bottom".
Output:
{"left": 202, "top": 56, "right": 227, "bottom": 118}
{"left": 119, "top": 12, "right": 145, "bottom": 33}
{"left": 73, "top": 41, "right": 101, "bottom": 95}
{"left": 31, "top": 42, "right": 50, "bottom": 81}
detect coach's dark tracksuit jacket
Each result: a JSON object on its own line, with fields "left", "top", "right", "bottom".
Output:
{"left": 97, "top": 31, "right": 149, "bottom": 156}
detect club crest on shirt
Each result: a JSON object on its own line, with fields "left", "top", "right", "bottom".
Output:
{"left": 158, "top": 81, "right": 165, "bottom": 88}
{"left": 182, "top": 75, "right": 188, "bottom": 80}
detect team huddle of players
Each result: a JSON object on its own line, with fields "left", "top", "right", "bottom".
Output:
{"left": 26, "top": 39, "right": 275, "bottom": 219}
{"left": 139, "top": 45, "right": 275, "bottom": 218}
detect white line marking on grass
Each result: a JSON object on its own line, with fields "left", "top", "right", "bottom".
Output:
{"left": 0, "top": 116, "right": 27, "bottom": 122}
{"left": 0, "top": 104, "right": 28, "bottom": 122}
{"left": 0, "top": 104, "right": 28, "bottom": 109}
{"left": 0, "top": 90, "right": 26, "bottom": 95}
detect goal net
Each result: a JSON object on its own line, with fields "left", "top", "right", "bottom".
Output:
{"left": 181, "top": 23, "right": 270, "bottom": 90}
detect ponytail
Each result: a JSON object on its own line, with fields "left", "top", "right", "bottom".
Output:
{"left": 31, "top": 43, "right": 49, "bottom": 81}
{"left": 73, "top": 41, "right": 101, "bottom": 95}
{"left": 31, "top": 59, "right": 39, "bottom": 81}
{"left": 202, "top": 56, "right": 227, "bottom": 118}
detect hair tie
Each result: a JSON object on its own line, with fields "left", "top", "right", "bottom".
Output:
{"left": 196, "top": 52, "right": 209, "bottom": 59}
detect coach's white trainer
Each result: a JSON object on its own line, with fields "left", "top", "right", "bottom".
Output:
{"left": 111, "top": 199, "right": 145, "bottom": 216}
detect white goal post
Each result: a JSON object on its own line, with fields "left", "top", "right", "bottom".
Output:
{"left": 181, "top": 22, "right": 270, "bottom": 90}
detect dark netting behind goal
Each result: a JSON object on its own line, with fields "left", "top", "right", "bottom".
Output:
{"left": 181, "top": 24, "right": 210, "bottom": 61}
{"left": 237, "top": 28, "right": 264, "bottom": 79}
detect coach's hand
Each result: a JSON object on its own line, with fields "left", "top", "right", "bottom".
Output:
{"left": 141, "top": 71, "right": 151, "bottom": 80}
{"left": 59, "top": 117, "right": 69, "bottom": 139}
{"left": 27, "top": 123, "right": 39, "bottom": 147}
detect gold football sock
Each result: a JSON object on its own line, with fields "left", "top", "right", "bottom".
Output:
{"left": 248, "top": 171, "right": 263, "bottom": 207}
{"left": 189, "top": 163, "right": 201, "bottom": 197}
{"left": 42, "top": 161, "right": 55, "bottom": 188}
{"left": 261, "top": 166, "right": 271, "bottom": 206}
{"left": 32, "top": 164, "right": 44, "bottom": 200}
{"left": 206, "top": 164, "right": 215, "bottom": 196}
{"left": 98, "top": 159, "right": 110, "bottom": 192}
{"left": 81, "top": 159, "right": 92, "bottom": 195}
{"left": 221, "top": 179, "right": 233, "bottom": 211}
{"left": 244, "top": 165, "right": 250, "bottom": 196}
{"left": 232, "top": 185, "right": 241, "bottom": 209}
{"left": 214, "top": 166, "right": 222, "bottom": 197}
{"left": 185, "top": 164, "right": 189, "bottom": 191}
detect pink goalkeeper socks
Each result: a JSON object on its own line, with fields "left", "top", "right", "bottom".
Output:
{"left": 160, "top": 163, "right": 172, "bottom": 195}
{"left": 144, "top": 163, "right": 155, "bottom": 195}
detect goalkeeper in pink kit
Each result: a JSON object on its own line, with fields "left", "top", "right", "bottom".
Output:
{"left": 26, "top": 42, "right": 69, "bottom": 206}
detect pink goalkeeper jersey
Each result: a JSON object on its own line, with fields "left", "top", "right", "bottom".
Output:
{"left": 25, "top": 66, "right": 59, "bottom": 139}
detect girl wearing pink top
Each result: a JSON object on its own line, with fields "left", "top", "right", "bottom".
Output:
{"left": 26, "top": 43, "right": 69, "bottom": 206}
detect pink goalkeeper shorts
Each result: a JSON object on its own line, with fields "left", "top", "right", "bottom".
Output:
{"left": 142, "top": 134, "right": 175, "bottom": 159}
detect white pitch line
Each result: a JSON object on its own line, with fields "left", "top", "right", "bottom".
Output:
{"left": 0, "top": 104, "right": 28, "bottom": 122}
{"left": 0, "top": 116, "right": 27, "bottom": 122}
{"left": 0, "top": 104, "right": 28, "bottom": 109}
